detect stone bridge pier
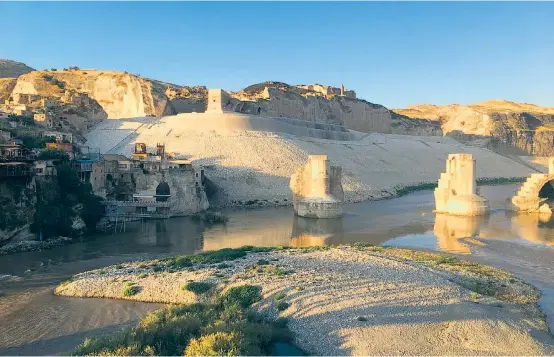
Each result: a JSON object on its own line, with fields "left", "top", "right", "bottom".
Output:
{"left": 434, "top": 153, "right": 490, "bottom": 216}
{"left": 507, "top": 158, "right": 554, "bottom": 214}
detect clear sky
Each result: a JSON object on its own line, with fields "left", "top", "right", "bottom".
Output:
{"left": 1, "top": 2, "right": 553, "bottom": 108}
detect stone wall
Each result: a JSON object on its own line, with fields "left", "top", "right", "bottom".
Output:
{"left": 134, "top": 168, "right": 209, "bottom": 216}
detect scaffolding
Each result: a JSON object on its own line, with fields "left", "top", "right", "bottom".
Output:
{"left": 103, "top": 195, "right": 171, "bottom": 233}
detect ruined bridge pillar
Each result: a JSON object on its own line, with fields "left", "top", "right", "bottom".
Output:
{"left": 434, "top": 153, "right": 490, "bottom": 216}
{"left": 290, "top": 155, "right": 344, "bottom": 219}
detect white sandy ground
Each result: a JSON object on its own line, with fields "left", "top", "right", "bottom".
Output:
{"left": 85, "top": 115, "right": 541, "bottom": 207}
{"left": 56, "top": 247, "right": 554, "bottom": 356}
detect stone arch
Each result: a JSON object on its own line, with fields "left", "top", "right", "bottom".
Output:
{"left": 508, "top": 173, "right": 554, "bottom": 213}
{"left": 155, "top": 181, "right": 170, "bottom": 202}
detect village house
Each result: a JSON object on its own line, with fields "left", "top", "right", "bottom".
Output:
{"left": 46, "top": 142, "right": 74, "bottom": 159}
{"left": 33, "top": 159, "right": 57, "bottom": 176}
{"left": 34, "top": 111, "right": 54, "bottom": 128}
{"left": 0, "top": 130, "right": 10, "bottom": 143}
{"left": 42, "top": 130, "right": 73, "bottom": 143}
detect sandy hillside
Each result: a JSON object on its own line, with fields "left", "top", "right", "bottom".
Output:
{"left": 85, "top": 113, "right": 538, "bottom": 207}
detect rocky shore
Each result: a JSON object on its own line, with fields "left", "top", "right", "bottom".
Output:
{"left": 56, "top": 245, "right": 554, "bottom": 355}
{"left": 0, "top": 236, "right": 75, "bottom": 256}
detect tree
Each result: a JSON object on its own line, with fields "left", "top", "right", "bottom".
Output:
{"left": 38, "top": 149, "right": 69, "bottom": 161}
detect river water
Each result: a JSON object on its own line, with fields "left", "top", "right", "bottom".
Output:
{"left": 1, "top": 184, "right": 554, "bottom": 355}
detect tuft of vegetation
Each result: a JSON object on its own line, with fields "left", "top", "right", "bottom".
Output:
{"left": 73, "top": 285, "right": 293, "bottom": 356}
{"left": 37, "top": 148, "right": 70, "bottom": 161}
{"left": 122, "top": 283, "right": 139, "bottom": 297}
{"left": 274, "top": 292, "right": 286, "bottom": 301}
{"left": 356, "top": 316, "right": 368, "bottom": 322}
{"left": 276, "top": 301, "right": 290, "bottom": 311}
{"left": 395, "top": 177, "right": 526, "bottom": 197}
{"left": 183, "top": 281, "right": 215, "bottom": 295}
{"left": 222, "top": 285, "right": 262, "bottom": 308}
{"left": 257, "top": 259, "right": 270, "bottom": 266}
{"left": 190, "top": 248, "right": 248, "bottom": 264}
{"left": 191, "top": 211, "right": 229, "bottom": 225}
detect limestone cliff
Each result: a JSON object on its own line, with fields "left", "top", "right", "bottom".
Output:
{"left": 0, "top": 59, "right": 34, "bottom": 78}
{"left": 0, "top": 61, "right": 440, "bottom": 136}
{"left": 11, "top": 70, "right": 173, "bottom": 119}
{"left": 394, "top": 100, "right": 554, "bottom": 156}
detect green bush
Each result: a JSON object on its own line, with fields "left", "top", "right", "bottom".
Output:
{"left": 184, "top": 332, "right": 244, "bottom": 356}
{"left": 222, "top": 285, "right": 262, "bottom": 308}
{"left": 276, "top": 301, "right": 290, "bottom": 311}
{"left": 72, "top": 295, "right": 294, "bottom": 356}
{"left": 192, "top": 248, "right": 247, "bottom": 264}
{"left": 122, "top": 284, "right": 139, "bottom": 297}
{"left": 37, "top": 148, "right": 69, "bottom": 160}
{"left": 183, "top": 281, "right": 215, "bottom": 294}
{"left": 274, "top": 292, "right": 286, "bottom": 301}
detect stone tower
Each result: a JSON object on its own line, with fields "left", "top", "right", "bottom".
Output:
{"left": 206, "top": 89, "right": 230, "bottom": 113}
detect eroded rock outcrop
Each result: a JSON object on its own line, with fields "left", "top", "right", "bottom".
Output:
{"left": 394, "top": 100, "right": 554, "bottom": 156}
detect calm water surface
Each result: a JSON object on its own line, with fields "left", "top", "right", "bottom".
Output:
{"left": 1, "top": 184, "right": 554, "bottom": 355}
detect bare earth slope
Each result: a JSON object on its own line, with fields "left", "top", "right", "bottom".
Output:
{"left": 85, "top": 113, "right": 536, "bottom": 207}
{"left": 394, "top": 100, "right": 554, "bottom": 156}
{"left": 0, "top": 59, "right": 34, "bottom": 78}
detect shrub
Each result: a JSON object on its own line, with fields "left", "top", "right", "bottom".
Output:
{"left": 274, "top": 292, "right": 286, "bottom": 301}
{"left": 184, "top": 332, "right": 243, "bottom": 356}
{"left": 165, "top": 256, "right": 193, "bottom": 269}
{"left": 276, "top": 301, "right": 290, "bottom": 311}
{"left": 183, "top": 281, "right": 215, "bottom": 294}
{"left": 222, "top": 285, "right": 262, "bottom": 308}
{"left": 257, "top": 259, "right": 270, "bottom": 266}
{"left": 122, "top": 284, "right": 139, "bottom": 297}
{"left": 72, "top": 297, "right": 294, "bottom": 356}
{"left": 192, "top": 249, "right": 247, "bottom": 264}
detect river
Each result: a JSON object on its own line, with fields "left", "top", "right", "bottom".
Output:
{"left": 1, "top": 184, "right": 554, "bottom": 355}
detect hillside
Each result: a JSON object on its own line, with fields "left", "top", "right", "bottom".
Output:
{"left": 0, "top": 61, "right": 440, "bottom": 136}
{"left": 0, "top": 59, "right": 34, "bottom": 78}
{"left": 85, "top": 113, "right": 537, "bottom": 208}
{"left": 394, "top": 100, "right": 554, "bottom": 156}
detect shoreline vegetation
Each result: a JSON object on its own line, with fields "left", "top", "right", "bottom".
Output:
{"left": 0, "top": 179, "right": 527, "bottom": 256}
{"left": 57, "top": 245, "right": 554, "bottom": 356}
{"left": 394, "top": 177, "right": 526, "bottom": 197}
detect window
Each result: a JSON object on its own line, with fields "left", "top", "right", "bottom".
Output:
{"left": 118, "top": 163, "right": 127, "bottom": 169}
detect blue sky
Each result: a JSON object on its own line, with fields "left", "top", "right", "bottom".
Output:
{"left": 1, "top": 2, "right": 553, "bottom": 108}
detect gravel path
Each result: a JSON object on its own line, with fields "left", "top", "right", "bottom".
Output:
{"left": 56, "top": 246, "right": 554, "bottom": 355}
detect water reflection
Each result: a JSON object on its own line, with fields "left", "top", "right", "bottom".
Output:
{"left": 434, "top": 214, "right": 489, "bottom": 254}
{"left": 289, "top": 216, "right": 344, "bottom": 247}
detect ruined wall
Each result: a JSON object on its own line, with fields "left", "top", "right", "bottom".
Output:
{"left": 134, "top": 169, "right": 209, "bottom": 216}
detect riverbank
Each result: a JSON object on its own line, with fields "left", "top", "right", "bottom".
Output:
{"left": 0, "top": 236, "right": 75, "bottom": 256}
{"left": 56, "top": 245, "right": 554, "bottom": 355}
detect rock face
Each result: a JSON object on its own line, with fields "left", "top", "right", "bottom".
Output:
{"left": 434, "top": 154, "right": 490, "bottom": 216}
{"left": 0, "top": 59, "right": 34, "bottom": 78}
{"left": 228, "top": 82, "right": 442, "bottom": 136}
{"left": 10, "top": 70, "right": 173, "bottom": 119}
{"left": 394, "top": 100, "right": 554, "bottom": 156}
{"left": 290, "top": 155, "right": 344, "bottom": 218}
